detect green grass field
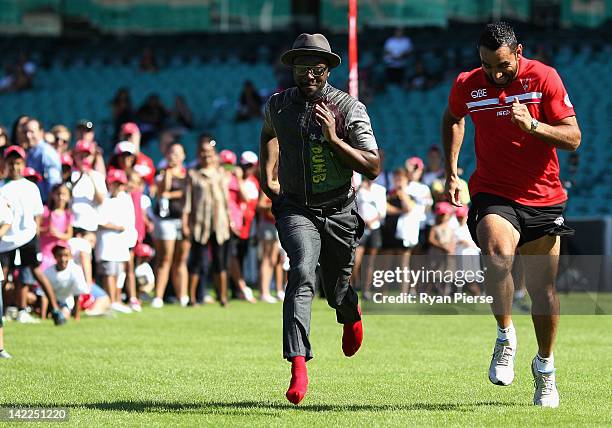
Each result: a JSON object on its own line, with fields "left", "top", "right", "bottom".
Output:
{"left": 2, "top": 300, "right": 611, "bottom": 427}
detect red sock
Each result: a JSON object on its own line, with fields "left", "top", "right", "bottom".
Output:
{"left": 342, "top": 305, "right": 363, "bottom": 357}
{"left": 286, "top": 356, "right": 308, "bottom": 405}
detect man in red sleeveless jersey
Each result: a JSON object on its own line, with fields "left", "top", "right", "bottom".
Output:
{"left": 442, "top": 22, "right": 581, "bottom": 408}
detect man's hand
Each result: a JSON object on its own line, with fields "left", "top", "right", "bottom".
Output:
{"left": 510, "top": 98, "right": 532, "bottom": 132}
{"left": 314, "top": 103, "right": 338, "bottom": 144}
{"left": 445, "top": 174, "right": 463, "bottom": 207}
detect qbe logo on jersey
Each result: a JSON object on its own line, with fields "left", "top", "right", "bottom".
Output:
{"left": 471, "top": 89, "right": 487, "bottom": 98}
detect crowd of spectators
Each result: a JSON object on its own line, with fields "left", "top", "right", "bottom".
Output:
{"left": 0, "top": 111, "right": 478, "bottom": 360}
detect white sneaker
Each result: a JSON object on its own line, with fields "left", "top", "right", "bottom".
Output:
{"left": 242, "top": 287, "right": 257, "bottom": 303}
{"left": 204, "top": 295, "right": 215, "bottom": 304}
{"left": 16, "top": 310, "right": 40, "bottom": 324}
{"left": 179, "top": 295, "right": 190, "bottom": 307}
{"left": 129, "top": 298, "right": 142, "bottom": 312}
{"left": 532, "top": 357, "right": 560, "bottom": 408}
{"left": 261, "top": 294, "right": 277, "bottom": 304}
{"left": 277, "top": 290, "right": 285, "bottom": 301}
{"left": 151, "top": 297, "right": 164, "bottom": 309}
{"left": 488, "top": 339, "right": 516, "bottom": 385}
{"left": 111, "top": 302, "right": 133, "bottom": 314}
{"left": 0, "top": 349, "right": 12, "bottom": 359}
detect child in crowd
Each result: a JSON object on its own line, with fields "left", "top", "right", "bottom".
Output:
{"left": 44, "top": 242, "right": 89, "bottom": 320}
{"left": 134, "top": 243, "right": 155, "bottom": 299}
{"left": 453, "top": 205, "right": 482, "bottom": 295}
{"left": 427, "top": 202, "right": 456, "bottom": 295}
{"left": 0, "top": 146, "right": 65, "bottom": 325}
{"left": 96, "top": 169, "right": 136, "bottom": 314}
{"left": 39, "top": 183, "right": 73, "bottom": 271}
{"left": 0, "top": 195, "right": 13, "bottom": 358}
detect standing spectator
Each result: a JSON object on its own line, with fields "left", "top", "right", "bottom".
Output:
{"left": 119, "top": 123, "right": 156, "bottom": 188}
{"left": 44, "top": 242, "right": 89, "bottom": 321}
{"left": 422, "top": 145, "right": 445, "bottom": 187}
{"left": 71, "top": 140, "right": 107, "bottom": 246}
{"left": 151, "top": 143, "right": 190, "bottom": 309}
{"left": 109, "top": 141, "right": 137, "bottom": 177}
{"left": 74, "top": 120, "right": 105, "bottom": 175}
{"left": 0, "top": 195, "right": 13, "bottom": 357}
{"left": 453, "top": 205, "right": 482, "bottom": 296}
{"left": 222, "top": 150, "right": 258, "bottom": 303}
{"left": 404, "top": 157, "right": 434, "bottom": 250}
{"left": 60, "top": 153, "right": 73, "bottom": 184}
{"left": 353, "top": 175, "right": 387, "bottom": 300}
{"left": 0, "top": 146, "right": 65, "bottom": 325}
{"left": 427, "top": 202, "right": 456, "bottom": 295}
{"left": 184, "top": 138, "right": 230, "bottom": 307}
{"left": 96, "top": 169, "right": 135, "bottom": 313}
{"left": 383, "top": 28, "right": 413, "bottom": 84}
{"left": 382, "top": 168, "right": 416, "bottom": 258}
{"left": 235, "top": 80, "right": 263, "bottom": 121}
{"left": 50, "top": 125, "right": 71, "bottom": 155}
{"left": 20, "top": 118, "right": 62, "bottom": 202}
{"left": 39, "top": 183, "right": 73, "bottom": 271}
{"left": 257, "top": 193, "right": 283, "bottom": 303}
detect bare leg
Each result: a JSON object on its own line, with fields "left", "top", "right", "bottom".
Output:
{"left": 189, "top": 273, "right": 199, "bottom": 304}
{"left": 171, "top": 239, "right": 190, "bottom": 301}
{"left": 154, "top": 240, "right": 176, "bottom": 299}
{"left": 216, "top": 271, "right": 228, "bottom": 306}
{"left": 259, "top": 240, "right": 275, "bottom": 299}
{"left": 102, "top": 275, "right": 117, "bottom": 304}
{"left": 352, "top": 245, "right": 365, "bottom": 292}
{"left": 125, "top": 251, "right": 137, "bottom": 301}
{"left": 519, "top": 235, "right": 560, "bottom": 358}
{"left": 476, "top": 214, "right": 520, "bottom": 329}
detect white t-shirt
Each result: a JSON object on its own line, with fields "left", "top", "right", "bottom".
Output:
{"left": 71, "top": 170, "right": 107, "bottom": 231}
{"left": 454, "top": 223, "right": 480, "bottom": 256}
{"left": 0, "top": 196, "right": 13, "bottom": 281}
{"left": 96, "top": 192, "right": 136, "bottom": 262}
{"left": 68, "top": 237, "right": 91, "bottom": 268}
{"left": 383, "top": 36, "right": 413, "bottom": 68}
{"left": 44, "top": 260, "right": 89, "bottom": 308}
{"left": 406, "top": 181, "right": 433, "bottom": 228}
{"left": 356, "top": 183, "right": 387, "bottom": 230}
{"left": 135, "top": 262, "right": 155, "bottom": 286}
{"left": 0, "top": 178, "right": 43, "bottom": 252}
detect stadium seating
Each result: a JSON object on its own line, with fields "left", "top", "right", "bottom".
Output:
{"left": 0, "top": 30, "right": 609, "bottom": 216}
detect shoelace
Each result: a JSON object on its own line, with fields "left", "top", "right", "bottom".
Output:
{"left": 535, "top": 371, "right": 555, "bottom": 396}
{"left": 493, "top": 343, "right": 514, "bottom": 366}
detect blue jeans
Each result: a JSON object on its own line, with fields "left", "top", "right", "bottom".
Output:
{"left": 274, "top": 195, "right": 364, "bottom": 361}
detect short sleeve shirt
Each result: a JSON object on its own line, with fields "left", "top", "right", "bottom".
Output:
{"left": 448, "top": 57, "right": 575, "bottom": 206}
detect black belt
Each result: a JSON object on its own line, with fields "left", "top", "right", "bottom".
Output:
{"left": 285, "top": 190, "right": 355, "bottom": 216}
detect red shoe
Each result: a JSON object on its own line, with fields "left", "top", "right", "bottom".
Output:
{"left": 342, "top": 305, "right": 363, "bottom": 357}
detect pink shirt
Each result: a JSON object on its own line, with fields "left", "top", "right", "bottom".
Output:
{"left": 40, "top": 206, "right": 74, "bottom": 270}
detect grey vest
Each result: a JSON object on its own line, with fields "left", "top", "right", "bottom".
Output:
{"left": 266, "top": 84, "right": 363, "bottom": 206}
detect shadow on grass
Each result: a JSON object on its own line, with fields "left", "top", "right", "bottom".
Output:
{"left": 7, "top": 400, "right": 525, "bottom": 414}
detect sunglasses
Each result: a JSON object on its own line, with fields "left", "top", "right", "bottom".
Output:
{"left": 293, "top": 65, "right": 327, "bottom": 77}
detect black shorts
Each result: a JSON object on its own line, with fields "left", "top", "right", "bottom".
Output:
{"left": 0, "top": 236, "right": 42, "bottom": 272}
{"left": 188, "top": 234, "right": 229, "bottom": 275}
{"left": 467, "top": 193, "right": 574, "bottom": 247}
{"left": 359, "top": 228, "right": 382, "bottom": 249}
{"left": 228, "top": 234, "right": 249, "bottom": 263}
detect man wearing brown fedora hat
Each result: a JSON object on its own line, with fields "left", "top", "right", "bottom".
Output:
{"left": 260, "top": 33, "right": 380, "bottom": 405}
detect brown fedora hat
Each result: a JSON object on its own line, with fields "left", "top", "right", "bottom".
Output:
{"left": 281, "top": 33, "right": 341, "bottom": 68}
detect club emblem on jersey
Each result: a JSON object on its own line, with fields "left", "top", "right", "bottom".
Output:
{"left": 554, "top": 216, "right": 565, "bottom": 226}
{"left": 520, "top": 78, "right": 531, "bottom": 91}
{"left": 564, "top": 94, "right": 573, "bottom": 108}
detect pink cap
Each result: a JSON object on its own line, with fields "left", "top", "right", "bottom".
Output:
{"left": 435, "top": 202, "right": 454, "bottom": 215}
{"left": 134, "top": 243, "right": 154, "bottom": 258}
{"left": 60, "top": 153, "right": 73, "bottom": 166}
{"left": 121, "top": 122, "right": 140, "bottom": 136}
{"left": 106, "top": 168, "right": 128, "bottom": 185}
{"left": 23, "top": 167, "right": 42, "bottom": 182}
{"left": 406, "top": 156, "right": 424, "bottom": 169}
{"left": 4, "top": 145, "right": 27, "bottom": 160}
{"left": 219, "top": 149, "right": 237, "bottom": 165}
{"left": 455, "top": 206, "right": 469, "bottom": 218}
{"left": 74, "top": 140, "right": 96, "bottom": 155}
